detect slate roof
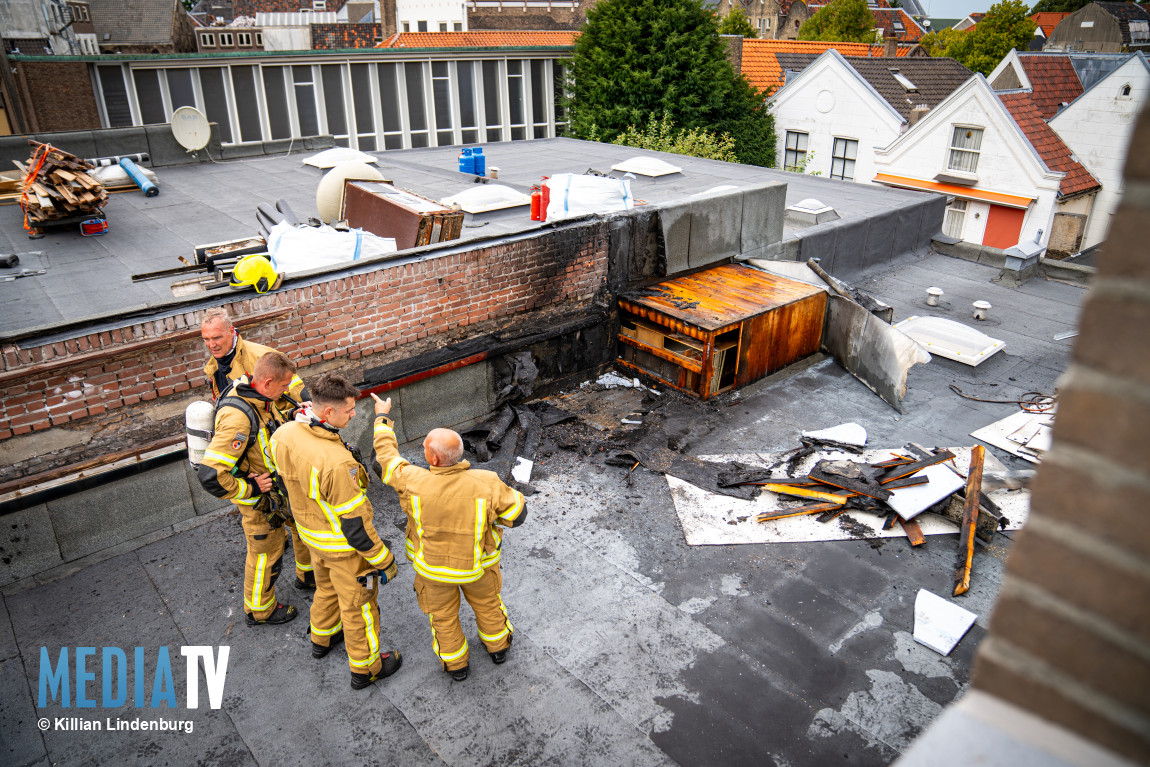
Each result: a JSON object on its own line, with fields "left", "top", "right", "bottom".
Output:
{"left": 846, "top": 56, "right": 973, "bottom": 119}
{"left": 872, "top": 7, "right": 926, "bottom": 41}
{"left": 1017, "top": 53, "right": 1085, "bottom": 118}
{"left": 88, "top": 0, "right": 176, "bottom": 45}
{"left": 1096, "top": 1, "right": 1150, "bottom": 46}
{"left": 377, "top": 30, "right": 578, "bottom": 48}
{"left": 742, "top": 38, "right": 914, "bottom": 93}
{"left": 1031, "top": 11, "right": 1070, "bottom": 36}
{"left": 999, "top": 90, "right": 1101, "bottom": 198}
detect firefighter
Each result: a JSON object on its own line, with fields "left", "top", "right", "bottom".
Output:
{"left": 196, "top": 351, "right": 299, "bottom": 627}
{"left": 271, "top": 373, "right": 402, "bottom": 690}
{"left": 200, "top": 307, "right": 314, "bottom": 592}
{"left": 371, "top": 392, "right": 527, "bottom": 682}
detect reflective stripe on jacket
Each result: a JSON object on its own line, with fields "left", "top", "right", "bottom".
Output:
{"left": 374, "top": 415, "right": 524, "bottom": 584}
{"left": 271, "top": 420, "right": 393, "bottom": 567}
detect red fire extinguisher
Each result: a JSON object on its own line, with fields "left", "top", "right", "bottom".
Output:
{"left": 530, "top": 185, "right": 542, "bottom": 221}
{"left": 540, "top": 176, "right": 550, "bottom": 220}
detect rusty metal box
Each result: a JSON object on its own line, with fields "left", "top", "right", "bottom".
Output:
{"left": 342, "top": 181, "right": 463, "bottom": 251}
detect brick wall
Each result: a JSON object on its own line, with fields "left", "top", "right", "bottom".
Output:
{"left": 310, "top": 22, "right": 380, "bottom": 49}
{"left": 0, "top": 222, "right": 609, "bottom": 482}
{"left": 970, "top": 101, "right": 1150, "bottom": 763}
{"left": 11, "top": 61, "right": 101, "bottom": 133}
{"left": 467, "top": 10, "right": 584, "bottom": 30}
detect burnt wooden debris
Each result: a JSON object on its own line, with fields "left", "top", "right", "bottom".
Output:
{"left": 954, "top": 445, "right": 985, "bottom": 596}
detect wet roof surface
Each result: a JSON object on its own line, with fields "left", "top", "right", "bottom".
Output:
{"left": 1, "top": 250, "right": 1086, "bottom": 767}
{"left": 0, "top": 138, "right": 937, "bottom": 339}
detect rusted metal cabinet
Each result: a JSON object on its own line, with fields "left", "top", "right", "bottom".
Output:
{"left": 342, "top": 181, "right": 464, "bottom": 251}
{"left": 617, "top": 264, "right": 827, "bottom": 399}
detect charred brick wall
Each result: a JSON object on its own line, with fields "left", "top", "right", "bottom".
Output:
{"left": 0, "top": 222, "right": 609, "bottom": 483}
{"left": 310, "top": 22, "right": 380, "bottom": 49}
{"left": 970, "top": 101, "right": 1150, "bottom": 763}
{"left": 11, "top": 61, "right": 101, "bottom": 133}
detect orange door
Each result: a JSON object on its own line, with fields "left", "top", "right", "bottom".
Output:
{"left": 983, "top": 205, "right": 1026, "bottom": 249}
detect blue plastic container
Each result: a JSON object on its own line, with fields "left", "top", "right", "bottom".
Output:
{"left": 472, "top": 147, "right": 485, "bottom": 176}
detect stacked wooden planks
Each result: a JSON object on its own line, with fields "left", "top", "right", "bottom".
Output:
{"left": 18, "top": 141, "right": 108, "bottom": 225}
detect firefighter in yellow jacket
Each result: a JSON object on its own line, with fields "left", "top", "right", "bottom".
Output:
{"left": 196, "top": 351, "right": 299, "bottom": 626}
{"left": 371, "top": 392, "right": 527, "bottom": 682}
{"left": 200, "top": 307, "right": 314, "bottom": 591}
{"left": 271, "top": 373, "right": 402, "bottom": 690}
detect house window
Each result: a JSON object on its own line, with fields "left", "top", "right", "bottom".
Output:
{"left": 454, "top": 22, "right": 462, "bottom": 30}
{"left": 237, "top": 32, "right": 252, "bottom": 46}
{"left": 78, "top": 4, "right": 89, "bottom": 21}
{"left": 418, "top": 20, "right": 427, "bottom": 31}
{"left": 784, "top": 130, "right": 808, "bottom": 171}
{"left": 948, "top": 126, "right": 983, "bottom": 174}
{"left": 831, "top": 137, "right": 857, "bottom": 181}
{"left": 1132, "top": 20, "right": 1149, "bottom": 43}
{"left": 403, "top": 21, "right": 410, "bottom": 32}
{"left": 201, "top": 32, "right": 216, "bottom": 47}
{"left": 439, "top": 22, "right": 447, "bottom": 31}
{"left": 313, "top": 0, "right": 327, "bottom": 8}
{"left": 255, "top": 33, "right": 263, "bottom": 46}
{"left": 219, "top": 32, "right": 234, "bottom": 46}
{"left": 1121, "top": 83, "right": 1133, "bottom": 97}
{"left": 943, "top": 198, "right": 967, "bottom": 238}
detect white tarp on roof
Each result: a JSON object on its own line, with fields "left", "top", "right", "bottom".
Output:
{"left": 303, "top": 147, "right": 379, "bottom": 169}
{"left": 545, "top": 173, "right": 633, "bottom": 221}
{"left": 266, "top": 221, "right": 396, "bottom": 274}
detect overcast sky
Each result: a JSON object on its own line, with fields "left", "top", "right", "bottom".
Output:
{"left": 919, "top": 0, "right": 996, "bottom": 20}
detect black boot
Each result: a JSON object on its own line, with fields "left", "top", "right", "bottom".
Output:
{"left": 246, "top": 602, "right": 297, "bottom": 626}
{"left": 446, "top": 664, "right": 470, "bottom": 682}
{"left": 311, "top": 629, "right": 344, "bottom": 659}
{"left": 489, "top": 632, "right": 512, "bottom": 664}
{"left": 295, "top": 571, "right": 316, "bottom": 591}
{"left": 350, "top": 650, "right": 403, "bottom": 690}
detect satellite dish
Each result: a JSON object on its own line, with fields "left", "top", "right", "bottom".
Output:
{"left": 171, "top": 106, "right": 211, "bottom": 152}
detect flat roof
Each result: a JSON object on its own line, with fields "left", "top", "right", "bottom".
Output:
{"left": 0, "top": 138, "right": 939, "bottom": 340}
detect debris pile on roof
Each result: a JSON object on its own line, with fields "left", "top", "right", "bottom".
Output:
{"left": 17, "top": 142, "right": 108, "bottom": 227}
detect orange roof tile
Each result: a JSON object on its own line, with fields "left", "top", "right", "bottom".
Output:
{"left": 1030, "top": 11, "right": 1070, "bottom": 36}
{"left": 741, "top": 39, "right": 912, "bottom": 94}
{"left": 998, "top": 91, "right": 1100, "bottom": 198}
{"left": 1017, "top": 54, "right": 1084, "bottom": 118}
{"left": 872, "top": 8, "right": 926, "bottom": 42}
{"left": 377, "top": 31, "right": 578, "bottom": 49}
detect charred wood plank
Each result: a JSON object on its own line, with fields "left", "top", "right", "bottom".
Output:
{"left": 883, "top": 474, "right": 931, "bottom": 490}
{"left": 879, "top": 451, "right": 955, "bottom": 483}
{"left": 954, "top": 445, "right": 985, "bottom": 596}
{"left": 755, "top": 501, "right": 842, "bottom": 523}
{"left": 810, "top": 467, "right": 893, "bottom": 501}
{"left": 760, "top": 484, "right": 851, "bottom": 504}
{"left": 900, "top": 518, "right": 925, "bottom": 547}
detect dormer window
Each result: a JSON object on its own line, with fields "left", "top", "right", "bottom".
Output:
{"left": 1130, "top": 19, "right": 1148, "bottom": 43}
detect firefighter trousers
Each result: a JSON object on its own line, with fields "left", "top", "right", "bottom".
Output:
{"left": 307, "top": 548, "right": 387, "bottom": 676}
{"left": 284, "top": 519, "right": 313, "bottom": 582}
{"left": 238, "top": 505, "right": 286, "bottom": 620}
{"left": 413, "top": 566, "right": 512, "bottom": 671}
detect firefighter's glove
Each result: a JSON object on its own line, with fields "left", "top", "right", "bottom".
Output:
{"left": 381, "top": 559, "right": 398, "bottom": 585}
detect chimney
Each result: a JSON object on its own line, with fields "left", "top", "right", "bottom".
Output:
{"left": 883, "top": 27, "right": 897, "bottom": 57}
{"left": 908, "top": 104, "right": 929, "bottom": 126}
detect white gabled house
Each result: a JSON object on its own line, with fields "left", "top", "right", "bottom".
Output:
{"left": 1046, "top": 52, "right": 1150, "bottom": 248}
{"left": 768, "top": 49, "right": 971, "bottom": 183}
{"left": 873, "top": 75, "right": 1073, "bottom": 251}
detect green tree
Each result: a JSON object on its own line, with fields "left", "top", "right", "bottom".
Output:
{"left": 1030, "top": 0, "right": 1090, "bottom": 13}
{"left": 718, "top": 7, "right": 759, "bottom": 37}
{"left": 611, "top": 111, "right": 740, "bottom": 162}
{"left": 797, "top": 0, "right": 877, "bottom": 43}
{"left": 182, "top": 0, "right": 197, "bottom": 10}
{"left": 919, "top": 25, "right": 965, "bottom": 57}
{"left": 924, "top": 0, "right": 1036, "bottom": 74}
{"left": 566, "top": 0, "right": 776, "bottom": 166}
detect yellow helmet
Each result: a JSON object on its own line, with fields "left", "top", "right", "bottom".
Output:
{"left": 229, "top": 254, "right": 282, "bottom": 294}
